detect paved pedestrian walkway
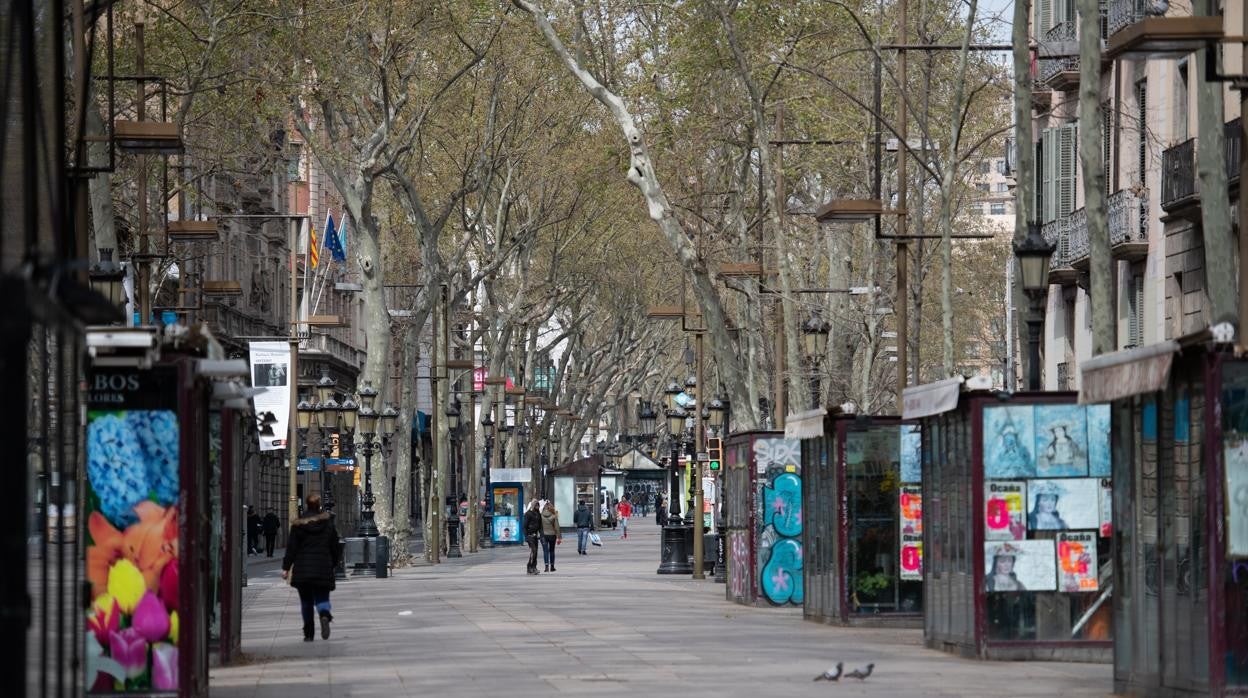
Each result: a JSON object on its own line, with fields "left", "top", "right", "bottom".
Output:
{"left": 211, "top": 521, "right": 1111, "bottom": 697}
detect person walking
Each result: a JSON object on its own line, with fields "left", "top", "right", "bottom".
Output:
{"left": 261, "top": 508, "right": 281, "bottom": 557}
{"left": 656, "top": 496, "right": 668, "bottom": 526}
{"left": 540, "top": 501, "right": 562, "bottom": 572}
{"left": 617, "top": 496, "right": 633, "bottom": 539}
{"left": 574, "top": 500, "right": 593, "bottom": 555}
{"left": 246, "top": 506, "right": 261, "bottom": 555}
{"left": 523, "top": 500, "right": 543, "bottom": 575}
{"left": 281, "top": 494, "right": 340, "bottom": 642}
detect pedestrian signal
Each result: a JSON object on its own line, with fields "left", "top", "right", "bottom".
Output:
{"left": 708, "top": 437, "right": 722, "bottom": 471}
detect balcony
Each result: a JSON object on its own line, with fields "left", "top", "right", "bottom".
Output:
{"left": 1037, "top": 21, "right": 1080, "bottom": 91}
{"left": 1057, "top": 361, "right": 1074, "bottom": 391}
{"left": 1161, "top": 120, "right": 1242, "bottom": 217}
{"left": 1161, "top": 137, "right": 1197, "bottom": 213}
{"left": 1067, "top": 208, "right": 1089, "bottom": 271}
{"left": 1109, "top": 187, "right": 1149, "bottom": 260}
{"left": 1043, "top": 217, "right": 1078, "bottom": 286}
{"left": 1105, "top": 0, "right": 1223, "bottom": 60}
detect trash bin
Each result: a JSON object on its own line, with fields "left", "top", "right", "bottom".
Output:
{"left": 375, "top": 535, "right": 390, "bottom": 579}
{"left": 481, "top": 513, "right": 494, "bottom": 548}
{"left": 703, "top": 533, "right": 718, "bottom": 575}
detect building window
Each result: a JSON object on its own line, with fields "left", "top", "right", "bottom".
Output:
{"left": 996, "top": 159, "right": 1007, "bottom": 175}
{"left": 976, "top": 182, "right": 990, "bottom": 193}
{"left": 1175, "top": 59, "right": 1189, "bottom": 143}
{"left": 1136, "top": 79, "right": 1147, "bottom": 186}
{"left": 990, "top": 202, "right": 1007, "bottom": 215}
{"left": 996, "top": 182, "right": 1009, "bottom": 193}
{"left": 979, "top": 160, "right": 991, "bottom": 174}
{"left": 1127, "top": 267, "right": 1144, "bottom": 348}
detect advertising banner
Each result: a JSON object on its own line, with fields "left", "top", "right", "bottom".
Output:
{"left": 248, "top": 341, "right": 291, "bottom": 451}
{"left": 84, "top": 366, "right": 182, "bottom": 694}
{"left": 1099, "top": 478, "right": 1113, "bottom": 538}
{"left": 985, "top": 480, "right": 1027, "bottom": 540}
{"left": 1225, "top": 438, "right": 1248, "bottom": 557}
{"left": 899, "top": 485, "right": 923, "bottom": 580}
{"left": 984, "top": 540, "right": 1056, "bottom": 592}
{"left": 1057, "top": 531, "right": 1098, "bottom": 592}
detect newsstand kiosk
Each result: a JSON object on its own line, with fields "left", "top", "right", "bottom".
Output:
{"left": 903, "top": 379, "right": 1112, "bottom": 661}
{"left": 789, "top": 409, "right": 924, "bottom": 627}
{"left": 722, "top": 431, "right": 803, "bottom": 607}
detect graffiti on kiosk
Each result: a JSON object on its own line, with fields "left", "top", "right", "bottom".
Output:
{"left": 729, "top": 531, "right": 750, "bottom": 601}
{"left": 754, "top": 438, "right": 803, "bottom": 606}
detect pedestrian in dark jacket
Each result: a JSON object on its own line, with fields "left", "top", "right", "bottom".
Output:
{"left": 574, "top": 501, "right": 594, "bottom": 555}
{"left": 282, "top": 494, "right": 341, "bottom": 642}
{"left": 522, "top": 500, "right": 543, "bottom": 575}
{"left": 246, "top": 506, "right": 261, "bottom": 555}
{"left": 656, "top": 496, "right": 668, "bottom": 526}
{"left": 261, "top": 509, "right": 281, "bottom": 557}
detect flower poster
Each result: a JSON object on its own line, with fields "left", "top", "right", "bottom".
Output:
{"left": 1057, "top": 531, "right": 1098, "bottom": 592}
{"left": 985, "top": 480, "right": 1027, "bottom": 541}
{"left": 984, "top": 540, "right": 1056, "bottom": 592}
{"left": 248, "top": 341, "right": 291, "bottom": 451}
{"left": 84, "top": 367, "right": 181, "bottom": 695}
{"left": 899, "top": 485, "right": 923, "bottom": 580}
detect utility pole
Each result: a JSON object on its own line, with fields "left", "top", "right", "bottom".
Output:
{"left": 896, "top": 0, "right": 910, "bottom": 404}
{"left": 692, "top": 330, "right": 705, "bottom": 579}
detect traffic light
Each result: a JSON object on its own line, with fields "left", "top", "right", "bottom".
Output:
{"left": 708, "top": 437, "right": 722, "bottom": 471}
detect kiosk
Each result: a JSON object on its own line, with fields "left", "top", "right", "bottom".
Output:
{"left": 791, "top": 410, "right": 923, "bottom": 627}
{"left": 723, "top": 431, "right": 803, "bottom": 607}
{"left": 904, "top": 380, "right": 1112, "bottom": 661}
{"left": 488, "top": 467, "right": 529, "bottom": 545}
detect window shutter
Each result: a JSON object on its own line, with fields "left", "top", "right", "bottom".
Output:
{"left": 1042, "top": 128, "right": 1056, "bottom": 223}
{"left": 1102, "top": 100, "right": 1113, "bottom": 196}
{"left": 1128, "top": 273, "right": 1144, "bottom": 346}
{"left": 1137, "top": 80, "right": 1148, "bottom": 185}
{"left": 1036, "top": 139, "right": 1046, "bottom": 222}
{"left": 1037, "top": 0, "right": 1052, "bottom": 35}
{"left": 1057, "top": 124, "right": 1077, "bottom": 219}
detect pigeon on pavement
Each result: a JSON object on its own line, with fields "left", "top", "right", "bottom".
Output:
{"left": 813, "top": 662, "right": 843, "bottom": 682}
{"left": 845, "top": 663, "right": 875, "bottom": 680}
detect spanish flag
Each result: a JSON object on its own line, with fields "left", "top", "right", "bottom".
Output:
{"left": 308, "top": 221, "right": 320, "bottom": 268}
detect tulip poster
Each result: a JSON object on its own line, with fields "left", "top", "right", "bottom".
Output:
{"left": 85, "top": 367, "right": 181, "bottom": 695}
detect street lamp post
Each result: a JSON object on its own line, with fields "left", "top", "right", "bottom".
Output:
{"left": 355, "top": 382, "right": 397, "bottom": 538}
{"left": 663, "top": 381, "right": 683, "bottom": 521}
{"left": 1014, "top": 222, "right": 1055, "bottom": 391}
{"left": 481, "top": 412, "right": 495, "bottom": 548}
{"left": 446, "top": 398, "right": 463, "bottom": 558}
{"left": 803, "top": 316, "right": 831, "bottom": 407}
{"left": 707, "top": 397, "right": 728, "bottom": 583}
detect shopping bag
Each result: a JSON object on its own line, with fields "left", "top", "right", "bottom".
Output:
{"left": 590, "top": 532, "right": 603, "bottom": 547}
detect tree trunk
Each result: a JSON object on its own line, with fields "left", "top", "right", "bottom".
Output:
{"left": 1077, "top": 0, "right": 1113, "bottom": 355}
{"left": 939, "top": 0, "right": 979, "bottom": 378}
{"left": 1196, "top": 48, "right": 1235, "bottom": 324}
{"left": 1013, "top": 0, "right": 1036, "bottom": 385}
{"left": 385, "top": 322, "right": 419, "bottom": 566}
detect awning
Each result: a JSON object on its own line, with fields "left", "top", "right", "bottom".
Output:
{"left": 784, "top": 408, "right": 827, "bottom": 440}
{"left": 1079, "top": 340, "right": 1179, "bottom": 404}
{"left": 902, "top": 376, "right": 964, "bottom": 419}
{"left": 618, "top": 448, "right": 664, "bottom": 471}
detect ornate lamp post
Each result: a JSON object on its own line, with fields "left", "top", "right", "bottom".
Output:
{"left": 445, "top": 398, "right": 463, "bottom": 558}
{"left": 664, "top": 380, "right": 684, "bottom": 520}
{"left": 481, "top": 411, "right": 496, "bottom": 548}
{"left": 351, "top": 382, "right": 394, "bottom": 541}
{"left": 803, "top": 316, "right": 831, "bottom": 407}
{"left": 1014, "top": 222, "right": 1055, "bottom": 391}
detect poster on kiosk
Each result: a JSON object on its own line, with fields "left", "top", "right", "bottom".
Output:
{"left": 84, "top": 366, "right": 183, "bottom": 695}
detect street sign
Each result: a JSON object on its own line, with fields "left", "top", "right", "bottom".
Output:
{"left": 298, "top": 456, "right": 356, "bottom": 472}
{"left": 296, "top": 458, "right": 321, "bottom": 472}
{"left": 697, "top": 452, "right": 710, "bottom": 462}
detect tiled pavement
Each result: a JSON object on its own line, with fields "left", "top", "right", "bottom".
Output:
{"left": 211, "top": 521, "right": 1111, "bottom": 697}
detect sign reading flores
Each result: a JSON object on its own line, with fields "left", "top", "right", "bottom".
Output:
{"left": 248, "top": 341, "right": 291, "bottom": 451}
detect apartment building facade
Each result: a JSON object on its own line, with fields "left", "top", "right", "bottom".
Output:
{"left": 1031, "top": 1, "right": 1248, "bottom": 693}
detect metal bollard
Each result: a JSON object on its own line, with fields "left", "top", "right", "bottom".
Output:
{"left": 375, "top": 535, "right": 390, "bottom": 578}
{"left": 481, "top": 514, "right": 494, "bottom": 548}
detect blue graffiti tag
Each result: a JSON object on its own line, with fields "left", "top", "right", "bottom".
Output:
{"left": 763, "top": 472, "right": 802, "bottom": 537}
{"left": 760, "top": 537, "right": 804, "bottom": 605}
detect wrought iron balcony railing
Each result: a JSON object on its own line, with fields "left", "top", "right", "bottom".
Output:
{"left": 1161, "top": 137, "right": 1197, "bottom": 209}
{"left": 1108, "top": 188, "right": 1148, "bottom": 247}
{"left": 1067, "top": 208, "right": 1089, "bottom": 266}
{"left": 1107, "top": 0, "right": 1146, "bottom": 37}
{"left": 1037, "top": 21, "right": 1079, "bottom": 85}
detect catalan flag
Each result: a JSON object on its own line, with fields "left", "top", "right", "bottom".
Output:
{"left": 308, "top": 221, "right": 320, "bottom": 268}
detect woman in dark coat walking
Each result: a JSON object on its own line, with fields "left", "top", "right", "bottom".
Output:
{"left": 282, "top": 494, "right": 341, "bottom": 641}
